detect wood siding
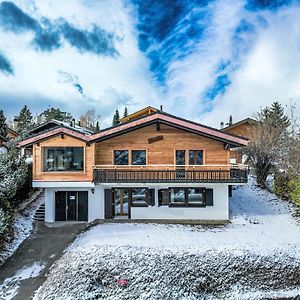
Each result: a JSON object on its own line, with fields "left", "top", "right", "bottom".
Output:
{"left": 223, "top": 122, "right": 257, "bottom": 140}
{"left": 95, "top": 124, "right": 230, "bottom": 169}
{"left": 223, "top": 122, "right": 257, "bottom": 164}
{"left": 32, "top": 134, "right": 95, "bottom": 181}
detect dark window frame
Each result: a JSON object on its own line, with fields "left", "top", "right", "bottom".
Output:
{"left": 43, "top": 147, "right": 84, "bottom": 172}
{"left": 131, "top": 187, "right": 148, "bottom": 207}
{"left": 168, "top": 187, "right": 206, "bottom": 207}
{"left": 114, "top": 150, "right": 129, "bottom": 165}
{"left": 189, "top": 150, "right": 204, "bottom": 165}
{"left": 131, "top": 150, "right": 147, "bottom": 166}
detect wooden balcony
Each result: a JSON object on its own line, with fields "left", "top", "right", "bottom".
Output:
{"left": 93, "top": 165, "right": 248, "bottom": 184}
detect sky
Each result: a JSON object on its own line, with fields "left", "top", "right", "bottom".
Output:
{"left": 0, "top": 0, "right": 299, "bottom": 128}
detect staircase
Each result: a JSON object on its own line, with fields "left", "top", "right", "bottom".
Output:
{"left": 34, "top": 202, "right": 45, "bottom": 221}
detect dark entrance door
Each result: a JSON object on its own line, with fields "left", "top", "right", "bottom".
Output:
{"left": 113, "top": 189, "right": 129, "bottom": 217}
{"left": 67, "top": 191, "right": 77, "bottom": 221}
{"left": 55, "top": 191, "right": 66, "bottom": 221}
{"left": 55, "top": 191, "right": 88, "bottom": 221}
{"left": 78, "top": 191, "right": 88, "bottom": 221}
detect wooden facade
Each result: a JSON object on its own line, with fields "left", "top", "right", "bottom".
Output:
{"left": 222, "top": 119, "right": 257, "bottom": 164}
{"left": 95, "top": 124, "right": 230, "bottom": 168}
{"left": 32, "top": 134, "right": 95, "bottom": 182}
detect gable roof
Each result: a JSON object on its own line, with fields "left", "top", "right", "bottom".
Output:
{"left": 19, "top": 110, "right": 248, "bottom": 148}
{"left": 120, "top": 106, "right": 158, "bottom": 123}
{"left": 222, "top": 117, "right": 258, "bottom": 132}
{"left": 29, "top": 119, "right": 94, "bottom": 136}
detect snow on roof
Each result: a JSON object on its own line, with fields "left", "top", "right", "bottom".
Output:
{"left": 29, "top": 119, "right": 93, "bottom": 136}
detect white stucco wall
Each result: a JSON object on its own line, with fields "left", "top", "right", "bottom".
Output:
{"left": 130, "top": 185, "right": 229, "bottom": 220}
{"left": 43, "top": 182, "right": 229, "bottom": 222}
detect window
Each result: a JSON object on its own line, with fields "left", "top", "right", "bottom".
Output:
{"left": 189, "top": 150, "right": 203, "bottom": 165}
{"left": 131, "top": 188, "right": 147, "bottom": 206}
{"left": 169, "top": 187, "right": 207, "bottom": 207}
{"left": 114, "top": 150, "right": 129, "bottom": 165}
{"left": 170, "top": 188, "right": 185, "bottom": 205}
{"left": 187, "top": 188, "right": 205, "bottom": 206}
{"left": 132, "top": 150, "right": 146, "bottom": 165}
{"left": 176, "top": 150, "right": 185, "bottom": 165}
{"left": 130, "top": 188, "right": 154, "bottom": 207}
{"left": 43, "top": 147, "right": 84, "bottom": 172}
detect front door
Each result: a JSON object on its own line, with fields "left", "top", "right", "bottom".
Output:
{"left": 55, "top": 191, "right": 88, "bottom": 221}
{"left": 67, "top": 191, "right": 77, "bottom": 221}
{"left": 114, "top": 189, "right": 129, "bottom": 217}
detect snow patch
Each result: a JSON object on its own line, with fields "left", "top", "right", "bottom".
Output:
{"left": 0, "top": 193, "right": 44, "bottom": 266}
{"left": 0, "top": 261, "right": 45, "bottom": 300}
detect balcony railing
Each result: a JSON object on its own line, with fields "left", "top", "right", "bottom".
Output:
{"left": 93, "top": 165, "right": 248, "bottom": 184}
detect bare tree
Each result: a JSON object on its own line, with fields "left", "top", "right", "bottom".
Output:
{"left": 242, "top": 101, "right": 290, "bottom": 187}
{"left": 79, "top": 109, "right": 101, "bottom": 132}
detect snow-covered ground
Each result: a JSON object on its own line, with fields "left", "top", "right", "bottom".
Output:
{"left": 34, "top": 177, "right": 300, "bottom": 300}
{"left": 0, "top": 261, "right": 45, "bottom": 300}
{"left": 0, "top": 192, "right": 44, "bottom": 266}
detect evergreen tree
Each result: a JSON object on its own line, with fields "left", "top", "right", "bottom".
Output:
{"left": 262, "top": 101, "right": 290, "bottom": 128}
{"left": 16, "top": 105, "right": 33, "bottom": 136}
{"left": 243, "top": 101, "right": 291, "bottom": 187}
{"left": 0, "top": 110, "right": 8, "bottom": 140}
{"left": 112, "top": 109, "right": 120, "bottom": 126}
{"left": 43, "top": 107, "right": 73, "bottom": 122}
{"left": 123, "top": 107, "right": 128, "bottom": 118}
{"left": 95, "top": 121, "right": 100, "bottom": 132}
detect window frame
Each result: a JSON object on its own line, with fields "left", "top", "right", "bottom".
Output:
{"left": 189, "top": 150, "right": 204, "bottom": 166}
{"left": 168, "top": 187, "right": 206, "bottom": 207}
{"left": 131, "top": 150, "right": 147, "bottom": 166}
{"left": 131, "top": 187, "right": 148, "bottom": 207}
{"left": 114, "top": 150, "right": 129, "bottom": 165}
{"left": 42, "top": 147, "right": 85, "bottom": 173}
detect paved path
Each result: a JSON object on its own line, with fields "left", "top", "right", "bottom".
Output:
{"left": 0, "top": 222, "right": 87, "bottom": 300}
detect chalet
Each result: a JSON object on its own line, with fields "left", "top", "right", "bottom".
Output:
{"left": 18, "top": 108, "right": 248, "bottom": 223}
{"left": 222, "top": 117, "right": 258, "bottom": 164}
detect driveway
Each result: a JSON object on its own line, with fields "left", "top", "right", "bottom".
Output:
{"left": 0, "top": 222, "right": 87, "bottom": 300}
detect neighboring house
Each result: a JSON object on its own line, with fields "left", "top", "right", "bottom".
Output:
{"left": 18, "top": 108, "right": 248, "bottom": 223}
{"left": 222, "top": 118, "right": 258, "bottom": 164}
{"left": 23, "top": 120, "right": 94, "bottom": 161}
{"left": 0, "top": 128, "right": 19, "bottom": 155}
{"left": 120, "top": 106, "right": 158, "bottom": 123}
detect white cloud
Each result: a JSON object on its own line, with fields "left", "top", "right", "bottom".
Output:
{"left": 0, "top": 0, "right": 162, "bottom": 125}
{"left": 200, "top": 3, "right": 300, "bottom": 127}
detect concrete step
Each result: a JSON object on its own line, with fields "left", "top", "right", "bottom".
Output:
{"left": 34, "top": 202, "right": 45, "bottom": 222}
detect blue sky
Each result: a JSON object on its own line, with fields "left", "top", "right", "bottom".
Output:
{"left": 0, "top": 0, "right": 299, "bottom": 127}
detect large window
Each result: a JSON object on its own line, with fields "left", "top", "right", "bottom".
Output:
{"left": 43, "top": 147, "right": 84, "bottom": 172}
{"left": 170, "top": 188, "right": 186, "bottom": 205}
{"left": 114, "top": 150, "right": 129, "bottom": 165}
{"left": 131, "top": 188, "right": 147, "bottom": 206}
{"left": 169, "top": 187, "right": 206, "bottom": 207}
{"left": 189, "top": 150, "right": 203, "bottom": 165}
{"left": 132, "top": 150, "right": 146, "bottom": 165}
{"left": 187, "top": 188, "right": 205, "bottom": 206}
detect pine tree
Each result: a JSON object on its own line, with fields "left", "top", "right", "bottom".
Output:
{"left": 43, "top": 107, "right": 73, "bottom": 122}
{"left": 123, "top": 107, "right": 128, "bottom": 118}
{"left": 95, "top": 121, "right": 100, "bottom": 132}
{"left": 112, "top": 109, "right": 120, "bottom": 126}
{"left": 0, "top": 110, "right": 8, "bottom": 140}
{"left": 16, "top": 105, "right": 33, "bottom": 136}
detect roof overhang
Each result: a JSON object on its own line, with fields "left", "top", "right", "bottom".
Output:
{"left": 18, "top": 112, "right": 248, "bottom": 148}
